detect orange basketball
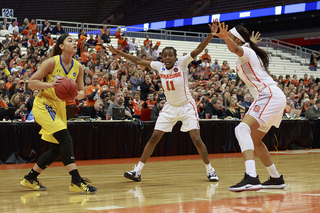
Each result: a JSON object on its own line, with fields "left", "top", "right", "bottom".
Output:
{"left": 55, "top": 78, "right": 78, "bottom": 101}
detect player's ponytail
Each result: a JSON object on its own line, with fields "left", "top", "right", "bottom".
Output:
{"left": 51, "top": 33, "right": 69, "bottom": 57}
{"left": 235, "top": 25, "right": 270, "bottom": 72}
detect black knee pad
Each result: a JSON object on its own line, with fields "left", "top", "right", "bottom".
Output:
{"left": 53, "top": 129, "right": 75, "bottom": 166}
{"left": 37, "top": 143, "right": 60, "bottom": 170}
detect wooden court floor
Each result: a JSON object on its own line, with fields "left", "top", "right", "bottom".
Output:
{"left": 0, "top": 149, "right": 320, "bottom": 213}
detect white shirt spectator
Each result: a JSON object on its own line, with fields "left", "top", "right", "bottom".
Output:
{"left": 129, "top": 38, "right": 138, "bottom": 52}
{"left": 8, "top": 24, "right": 19, "bottom": 34}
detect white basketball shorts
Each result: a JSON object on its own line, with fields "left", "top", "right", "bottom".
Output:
{"left": 247, "top": 85, "right": 286, "bottom": 132}
{"left": 155, "top": 99, "right": 200, "bottom": 132}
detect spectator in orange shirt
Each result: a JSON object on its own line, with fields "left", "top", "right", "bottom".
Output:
{"left": 221, "top": 60, "right": 230, "bottom": 72}
{"left": 47, "top": 33, "right": 54, "bottom": 46}
{"left": 28, "top": 19, "right": 38, "bottom": 35}
{"left": 142, "top": 92, "right": 155, "bottom": 109}
{"left": 11, "top": 30, "right": 21, "bottom": 42}
{"left": 95, "top": 40, "right": 104, "bottom": 52}
{"left": 303, "top": 74, "right": 309, "bottom": 86}
{"left": 77, "top": 29, "right": 87, "bottom": 54}
{"left": 5, "top": 75, "right": 13, "bottom": 90}
{"left": 85, "top": 75, "right": 102, "bottom": 107}
{"left": 115, "top": 26, "right": 122, "bottom": 39}
{"left": 117, "top": 34, "right": 128, "bottom": 52}
{"left": 80, "top": 45, "right": 91, "bottom": 65}
{"left": 201, "top": 48, "right": 211, "bottom": 62}
{"left": 143, "top": 35, "right": 152, "bottom": 48}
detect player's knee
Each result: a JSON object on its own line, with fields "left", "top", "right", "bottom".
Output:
{"left": 53, "top": 129, "right": 75, "bottom": 166}
{"left": 235, "top": 122, "right": 254, "bottom": 152}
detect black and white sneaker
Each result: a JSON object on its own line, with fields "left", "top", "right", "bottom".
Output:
{"left": 229, "top": 173, "right": 262, "bottom": 192}
{"left": 207, "top": 168, "right": 219, "bottom": 182}
{"left": 261, "top": 175, "right": 286, "bottom": 189}
{"left": 124, "top": 166, "right": 141, "bottom": 181}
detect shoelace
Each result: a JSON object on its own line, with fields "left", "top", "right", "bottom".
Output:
{"left": 33, "top": 178, "right": 43, "bottom": 186}
{"left": 79, "top": 177, "right": 91, "bottom": 184}
{"left": 209, "top": 170, "right": 216, "bottom": 177}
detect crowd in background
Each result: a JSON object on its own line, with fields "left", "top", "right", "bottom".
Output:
{"left": 1, "top": 18, "right": 320, "bottom": 121}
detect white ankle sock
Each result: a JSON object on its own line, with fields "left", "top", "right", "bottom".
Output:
{"left": 245, "top": 160, "right": 257, "bottom": 177}
{"left": 136, "top": 161, "right": 145, "bottom": 171}
{"left": 205, "top": 163, "right": 213, "bottom": 173}
{"left": 266, "top": 164, "right": 280, "bottom": 178}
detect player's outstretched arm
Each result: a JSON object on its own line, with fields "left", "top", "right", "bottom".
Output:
{"left": 190, "top": 19, "right": 219, "bottom": 59}
{"left": 29, "top": 57, "right": 61, "bottom": 90}
{"left": 107, "top": 44, "right": 151, "bottom": 68}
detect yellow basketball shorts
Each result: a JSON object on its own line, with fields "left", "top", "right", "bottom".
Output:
{"left": 33, "top": 96, "right": 67, "bottom": 144}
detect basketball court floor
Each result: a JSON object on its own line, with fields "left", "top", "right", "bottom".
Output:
{"left": 0, "top": 149, "right": 319, "bottom": 212}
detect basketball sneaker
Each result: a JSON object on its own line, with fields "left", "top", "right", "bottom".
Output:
{"left": 69, "top": 177, "right": 97, "bottom": 194}
{"left": 228, "top": 173, "right": 262, "bottom": 192}
{"left": 261, "top": 175, "right": 286, "bottom": 189}
{"left": 20, "top": 175, "right": 47, "bottom": 191}
{"left": 124, "top": 165, "right": 141, "bottom": 181}
{"left": 207, "top": 168, "right": 219, "bottom": 182}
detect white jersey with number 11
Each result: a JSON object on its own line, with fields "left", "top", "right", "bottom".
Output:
{"left": 150, "top": 54, "right": 193, "bottom": 107}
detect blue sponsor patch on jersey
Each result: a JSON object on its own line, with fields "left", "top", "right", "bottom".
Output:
{"left": 162, "top": 68, "right": 165, "bottom": 71}
{"left": 73, "top": 72, "right": 76, "bottom": 77}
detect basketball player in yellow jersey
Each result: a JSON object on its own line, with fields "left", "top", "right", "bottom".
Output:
{"left": 20, "top": 34, "right": 97, "bottom": 194}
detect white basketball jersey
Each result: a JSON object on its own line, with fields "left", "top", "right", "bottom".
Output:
{"left": 150, "top": 54, "right": 193, "bottom": 107}
{"left": 236, "top": 46, "right": 277, "bottom": 99}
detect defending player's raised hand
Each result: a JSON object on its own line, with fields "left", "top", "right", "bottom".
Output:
{"left": 213, "top": 22, "right": 229, "bottom": 40}
{"left": 208, "top": 19, "right": 219, "bottom": 35}
{"left": 251, "top": 31, "right": 262, "bottom": 44}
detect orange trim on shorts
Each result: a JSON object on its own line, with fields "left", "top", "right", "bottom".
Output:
{"left": 189, "top": 101, "right": 199, "bottom": 129}
{"left": 259, "top": 87, "right": 273, "bottom": 119}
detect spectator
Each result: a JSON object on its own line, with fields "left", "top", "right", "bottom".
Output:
{"left": 7, "top": 93, "right": 24, "bottom": 118}
{"left": 240, "top": 93, "right": 252, "bottom": 108}
{"left": 85, "top": 75, "right": 102, "bottom": 107}
{"left": 225, "top": 96, "right": 241, "bottom": 119}
{"left": 47, "top": 33, "right": 54, "bottom": 47}
{"left": 1, "top": 25, "right": 10, "bottom": 37}
{"left": 201, "top": 48, "right": 211, "bottom": 62}
{"left": 52, "top": 22, "right": 65, "bottom": 35}
{"left": 143, "top": 34, "right": 152, "bottom": 48}
{"left": 106, "top": 91, "right": 132, "bottom": 120}
{"left": 309, "top": 51, "right": 320, "bottom": 71}
{"left": 5, "top": 75, "right": 13, "bottom": 90}
{"left": 117, "top": 34, "right": 128, "bottom": 52}
{"left": 115, "top": 26, "right": 122, "bottom": 39}
{"left": 1, "top": 18, "right": 9, "bottom": 29}
{"left": 78, "top": 98, "right": 105, "bottom": 120}
{"left": 140, "top": 74, "right": 155, "bottom": 101}
{"left": 0, "top": 61, "right": 10, "bottom": 80}
{"left": 211, "top": 59, "right": 220, "bottom": 72}
{"left": 301, "top": 98, "right": 311, "bottom": 114}
{"left": 101, "top": 30, "right": 111, "bottom": 44}
{"left": 87, "top": 33, "right": 96, "bottom": 46}
{"left": 41, "top": 20, "right": 52, "bottom": 34}
{"left": 142, "top": 92, "right": 155, "bottom": 109}
{"left": 305, "top": 99, "right": 320, "bottom": 120}
{"left": 0, "top": 79, "right": 9, "bottom": 98}
{"left": 293, "top": 95, "right": 301, "bottom": 109}
{"left": 204, "top": 98, "right": 228, "bottom": 119}
{"left": 28, "top": 19, "right": 38, "bottom": 35}
{"left": 150, "top": 96, "right": 166, "bottom": 121}
{"left": 132, "top": 91, "right": 142, "bottom": 116}
{"left": 8, "top": 20, "right": 19, "bottom": 34}
{"left": 130, "top": 70, "right": 143, "bottom": 93}
{"left": 129, "top": 37, "right": 138, "bottom": 53}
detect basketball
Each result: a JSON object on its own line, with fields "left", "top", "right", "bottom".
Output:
{"left": 55, "top": 78, "right": 78, "bottom": 101}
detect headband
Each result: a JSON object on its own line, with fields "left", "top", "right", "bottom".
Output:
{"left": 59, "top": 34, "right": 69, "bottom": 44}
{"left": 230, "top": 27, "right": 245, "bottom": 43}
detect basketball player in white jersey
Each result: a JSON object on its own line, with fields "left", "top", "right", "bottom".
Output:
{"left": 107, "top": 21, "right": 220, "bottom": 182}
{"left": 213, "top": 22, "right": 286, "bottom": 192}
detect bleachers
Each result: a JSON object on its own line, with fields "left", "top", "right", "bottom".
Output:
{"left": 1, "top": 33, "right": 318, "bottom": 79}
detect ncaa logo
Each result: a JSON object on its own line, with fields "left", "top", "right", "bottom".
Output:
{"left": 162, "top": 68, "right": 165, "bottom": 71}
{"left": 174, "top": 68, "right": 178, "bottom": 72}
{"left": 73, "top": 72, "right": 76, "bottom": 77}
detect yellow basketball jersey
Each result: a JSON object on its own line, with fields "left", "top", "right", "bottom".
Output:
{"left": 39, "top": 55, "right": 79, "bottom": 100}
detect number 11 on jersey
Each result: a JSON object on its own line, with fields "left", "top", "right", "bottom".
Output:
{"left": 166, "top": 80, "right": 175, "bottom": 91}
